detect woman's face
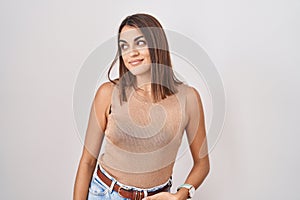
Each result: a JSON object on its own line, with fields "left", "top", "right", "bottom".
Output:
{"left": 119, "top": 25, "right": 151, "bottom": 76}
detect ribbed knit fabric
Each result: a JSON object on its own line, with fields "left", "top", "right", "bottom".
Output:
{"left": 98, "top": 83, "right": 191, "bottom": 188}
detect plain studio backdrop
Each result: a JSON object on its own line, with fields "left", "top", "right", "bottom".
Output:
{"left": 1, "top": 0, "right": 299, "bottom": 199}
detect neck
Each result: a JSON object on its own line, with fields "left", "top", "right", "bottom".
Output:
{"left": 136, "top": 71, "right": 152, "bottom": 92}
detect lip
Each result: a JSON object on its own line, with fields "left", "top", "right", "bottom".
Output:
{"left": 129, "top": 58, "right": 144, "bottom": 66}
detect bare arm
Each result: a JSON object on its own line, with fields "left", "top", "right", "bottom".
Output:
{"left": 175, "top": 86, "right": 210, "bottom": 200}
{"left": 73, "top": 82, "right": 113, "bottom": 200}
{"left": 144, "top": 86, "right": 210, "bottom": 200}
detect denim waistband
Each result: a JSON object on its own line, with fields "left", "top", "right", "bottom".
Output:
{"left": 95, "top": 164, "right": 172, "bottom": 193}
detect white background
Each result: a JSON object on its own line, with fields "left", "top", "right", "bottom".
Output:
{"left": 1, "top": 0, "right": 299, "bottom": 199}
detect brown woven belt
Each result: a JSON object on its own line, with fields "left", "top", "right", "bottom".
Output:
{"left": 96, "top": 166, "right": 172, "bottom": 200}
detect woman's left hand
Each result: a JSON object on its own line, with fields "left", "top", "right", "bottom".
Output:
{"left": 142, "top": 192, "right": 178, "bottom": 200}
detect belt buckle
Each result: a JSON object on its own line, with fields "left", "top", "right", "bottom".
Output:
{"left": 118, "top": 186, "right": 143, "bottom": 200}
{"left": 117, "top": 186, "right": 127, "bottom": 198}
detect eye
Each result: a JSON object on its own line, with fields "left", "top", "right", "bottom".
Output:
{"left": 136, "top": 40, "right": 146, "bottom": 46}
{"left": 120, "top": 43, "right": 129, "bottom": 51}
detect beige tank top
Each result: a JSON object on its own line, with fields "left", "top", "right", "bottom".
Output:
{"left": 98, "top": 83, "right": 189, "bottom": 188}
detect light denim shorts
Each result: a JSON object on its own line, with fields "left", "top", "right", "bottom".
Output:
{"left": 87, "top": 164, "right": 172, "bottom": 200}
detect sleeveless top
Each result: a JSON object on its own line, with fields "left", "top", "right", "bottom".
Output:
{"left": 98, "top": 83, "right": 190, "bottom": 188}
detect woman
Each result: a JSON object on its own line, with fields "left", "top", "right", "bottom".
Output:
{"left": 73, "top": 13, "right": 210, "bottom": 200}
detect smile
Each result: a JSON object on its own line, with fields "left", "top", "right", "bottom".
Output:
{"left": 129, "top": 59, "right": 144, "bottom": 66}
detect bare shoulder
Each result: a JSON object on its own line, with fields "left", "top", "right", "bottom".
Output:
{"left": 95, "top": 81, "right": 115, "bottom": 99}
{"left": 186, "top": 85, "right": 201, "bottom": 100}
{"left": 94, "top": 81, "right": 116, "bottom": 116}
{"left": 185, "top": 85, "right": 203, "bottom": 110}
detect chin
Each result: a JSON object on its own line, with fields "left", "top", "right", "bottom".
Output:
{"left": 129, "top": 64, "right": 151, "bottom": 76}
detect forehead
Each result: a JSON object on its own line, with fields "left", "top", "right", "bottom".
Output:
{"left": 119, "top": 26, "right": 144, "bottom": 41}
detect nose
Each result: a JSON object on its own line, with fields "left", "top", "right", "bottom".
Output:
{"left": 129, "top": 48, "right": 139, "bottom": 57}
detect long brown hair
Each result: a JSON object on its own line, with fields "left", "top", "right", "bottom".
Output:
{"left": 108, "top": 13, "right": 182, "bottom": 103}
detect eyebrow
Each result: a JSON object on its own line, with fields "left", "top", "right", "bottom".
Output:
{"left": 119, "top": 35, "right": 145, "bottom": 43}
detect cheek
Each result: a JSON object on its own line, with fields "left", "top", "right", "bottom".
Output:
{"left": 121, "top": 55, "right": 129, "bottom": 64}
{"left": 120, "top": 49, "right": 130, "bottom": 60}
{"left": 141, "top": 50, "right": 151, "bottom": 61}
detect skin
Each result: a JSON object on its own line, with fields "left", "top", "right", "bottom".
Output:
{"left": 119, "top": 25, "right": 152, "bottom": 92}
{"left": 73, "top": 81, "right": 113, "bottom": 200}
{"left": 73, "top": 25, "right": 210, "bottom": 200}
{"left": 142, "top": 86, "right": 210, "bottom": 200}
